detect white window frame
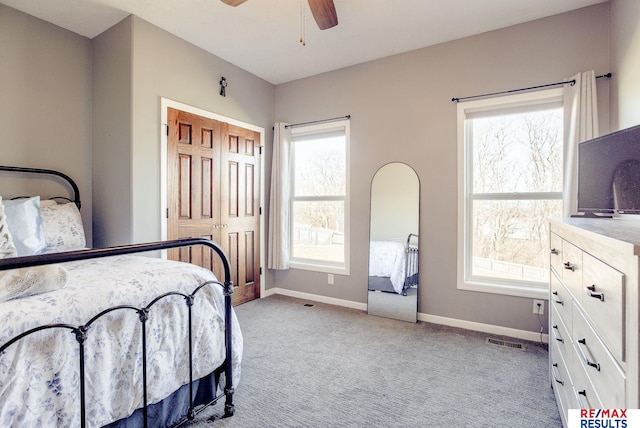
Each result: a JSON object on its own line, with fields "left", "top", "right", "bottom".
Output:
{"left": 456, "top": 88, "right": 563, "bottom": 299}
{"left": 288, "top": 120, "right": 350, "bottom": 275}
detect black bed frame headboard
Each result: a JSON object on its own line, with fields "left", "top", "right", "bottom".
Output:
{"left": 0, "top": 165, "right": 81, "bottom": 208}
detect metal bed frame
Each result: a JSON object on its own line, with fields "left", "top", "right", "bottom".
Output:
{"left": 402, "top": 233, "right": 419, "bottom": 296}
{"left": 0, "top": 165, "right": 81, "bottom": 208}
{"left": 0, "top": 166, "right": 235, "bottom": 427}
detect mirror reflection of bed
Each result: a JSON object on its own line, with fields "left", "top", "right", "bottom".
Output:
{"left": 367, "top": 162, "right": 419, "bottom": 323}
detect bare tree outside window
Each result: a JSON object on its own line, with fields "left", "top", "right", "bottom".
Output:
{"left": 291, "top": 134, "right": 346, "bottom": 264}
{"left": 469, "top": 107, "right": 563, "bottom": 283}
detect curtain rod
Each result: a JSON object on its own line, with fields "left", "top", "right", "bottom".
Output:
{"left": 285, "top": 115, "right": 351, "bottom": 129}
{"left": 451, "top": 73, "right": 612, "bottom": 103}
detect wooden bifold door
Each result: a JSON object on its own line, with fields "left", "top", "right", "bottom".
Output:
{"left": 167, "top": 107, "right": 261, "bottom": 306}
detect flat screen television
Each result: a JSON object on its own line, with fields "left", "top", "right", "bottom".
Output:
{"left": 577, "top": 124, "right": 640, "bottom": 215}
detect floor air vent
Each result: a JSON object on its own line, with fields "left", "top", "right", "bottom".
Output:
{"left": 486, "top": 337, "right": 524, "bottom": 350}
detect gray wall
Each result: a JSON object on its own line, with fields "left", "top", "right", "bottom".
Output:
{"left": 93, "top": 16, "right": 276, "bottom": 248}
{"left": 273, "top": 4, "right": 611, "bottom": 333}
{"left": 92, "top": 16, "right": 133, "bottom": 248}
{"left": 128, "top": 17, "right": 275, "bottom": 246}
{"left": 0, "top": 4, "right": 93, "bottom": 244}
{"left": 610, "top": 0, "right": 640, "bottom": 129}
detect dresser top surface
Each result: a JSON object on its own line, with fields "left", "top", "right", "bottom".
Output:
{"left": 550, "top": 217, "right": 640, "bottom": 250}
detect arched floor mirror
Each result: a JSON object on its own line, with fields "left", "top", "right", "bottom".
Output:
{"left": 367, "top": 162, "right": 419, "bottom": 323}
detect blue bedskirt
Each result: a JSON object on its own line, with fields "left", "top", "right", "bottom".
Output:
{"left": 105, "top": 370, "right": 220, "bottom": 428}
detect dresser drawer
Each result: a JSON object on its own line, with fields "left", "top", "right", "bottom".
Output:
{"left": 561, "top": 240, "right": 583, "bottom": 302}
{"left": 550, "top": 270, "right": 572, "bottom": 330}
{"left": 551, "top": 338, "right": 576, "bottom": 418}
{"left": 581, "top": 252, "right": 625, "bottom": 363}
{"left": 550, "top": 305, "right": 572, "bottom": 368}
{"left": 571, "top": 352, "right": 603, "bottom": 409}
{"left": 572, "top": 304, "right": 626, "bottom": 408}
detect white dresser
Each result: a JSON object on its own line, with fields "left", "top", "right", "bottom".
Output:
{"left": 549, "top": 218, "right": 640, "bottom": 426}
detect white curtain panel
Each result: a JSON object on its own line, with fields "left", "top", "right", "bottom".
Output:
{"left": 267, "top": 123, "right": 291, "bottom": 270}
{"left": 563, "top": 70, "right": 599, "bottom": 217}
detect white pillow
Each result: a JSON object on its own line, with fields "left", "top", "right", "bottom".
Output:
{"left": 2, "top": 196, "right": 47, "bottom": 256}
{"left": 40, "top": 203, "right": 86, "bottom": 251}
{"left": 0, "top": 197, "right": 18, "bottom": 259}
{"left": 0, "top": 264, "right": 68, "bottom": 302}
{"left": 39, "top": 199, "right": 59, "bottom": 208}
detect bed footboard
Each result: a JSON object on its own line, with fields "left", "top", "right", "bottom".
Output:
{"left": 0, "top": 238, "right": 235, "bottom": 428}
{"left": 402, "top": 233, "right": 419, "bottom": 296}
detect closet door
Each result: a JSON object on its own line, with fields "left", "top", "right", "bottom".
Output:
{"left": 167, "top": 108, "right": 223, "bottom": 276}
{"left": 167, "top": 108, "right": 261, "bottom": 305}
{"left": 221, "top": 123, "right": 261, "bottom": 306}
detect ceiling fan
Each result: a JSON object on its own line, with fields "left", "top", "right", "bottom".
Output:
{"left": 220, "top": 0, "right": 338, "bottom": 30}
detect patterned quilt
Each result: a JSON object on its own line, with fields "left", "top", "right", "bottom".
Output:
{"left": 0, "top": 255, "right": 243, "bottom": 427}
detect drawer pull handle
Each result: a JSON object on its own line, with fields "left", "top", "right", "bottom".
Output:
{"left": 551, "top": 363, "right": 564, "bottom": 386}
{"left": 577, "top": 338, "right": 601, "bottom": 371}
{"left": 551, "top": 291, "right": 564, "bottom": 306}
{"left": 550, "top": 248, "right": 559, "bottom": 255}
{"left": 552, "top": 325, "right": 564, "bottom": 343}
{"left": 576, "top": 389, "right": 588, "bottom": 409}
{"left": 563, "top": 262, "right": 576, "bottom": 271}
{"left": 586, "top": 285, "right": 605, "bottom": 302}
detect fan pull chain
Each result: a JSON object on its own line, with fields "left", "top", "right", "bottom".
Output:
{"left": 300, "top": 0, "right": 306, "bottom": 46}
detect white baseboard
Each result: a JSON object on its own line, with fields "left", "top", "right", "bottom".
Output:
{"left": 418, "top": 313, "right": 548, "bottom": 344}
{"left": 264, "top": 287, "right": 548, "bottom": 344}
{"left": 264, "top": 287, "right": 367, "bottom": 311}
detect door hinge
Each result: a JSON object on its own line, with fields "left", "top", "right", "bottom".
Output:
{"left": 166, "top": 124, "right": 169, "bottom": 136}
{"left": 166, "top": 208, "right": 169, "bottom": 218}
{"left": 260, "top": 206, "right": 262, "bottom": 215}
{"left": 260, "top": 267, "right": 263, "bottom": 275}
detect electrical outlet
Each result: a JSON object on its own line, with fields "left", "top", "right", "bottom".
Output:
{"left": 328, "top": 274, "right": 334, "bottom": 285}
{"left": 533, "top": 299, "right": 544, "bottom": 315}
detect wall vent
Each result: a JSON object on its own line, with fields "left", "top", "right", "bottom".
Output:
{"left": 486, "top": 337, "right": 524, "bottom": 350}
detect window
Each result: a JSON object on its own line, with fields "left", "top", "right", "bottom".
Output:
{"left": 289, "top": 120, "right": 350, "bottom": 274}
{"left": 457, "top": 89, "right": 563, "bottom": 298}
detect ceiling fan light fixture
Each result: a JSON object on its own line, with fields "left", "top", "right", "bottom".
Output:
{"left": 220, "top": 0, "right": 338, "bottom": 31}
{"left": 307, "top": 0, "right": 338, "bottom": 30}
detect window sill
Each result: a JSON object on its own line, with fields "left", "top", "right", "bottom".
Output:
{"left": 457, "top": 279, "right": 549, "bottom": 300}
{"left": 289, "top": 260, "right": 349, "bottom": 276}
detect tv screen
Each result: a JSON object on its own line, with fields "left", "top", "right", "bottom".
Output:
{"left": 578, "top": 124, "right": 640, "bottom": 215}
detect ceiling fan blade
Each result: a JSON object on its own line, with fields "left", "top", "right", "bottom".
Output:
{"left": 220, "top": 0, "right": 248, "bottom": 6}
{"left": 307, "top": 0, "right": 338, "bottom": 30}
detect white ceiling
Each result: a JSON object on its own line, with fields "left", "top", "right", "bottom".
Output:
{"left": 1, "top": 0, "right": 607, "bottom": 85}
